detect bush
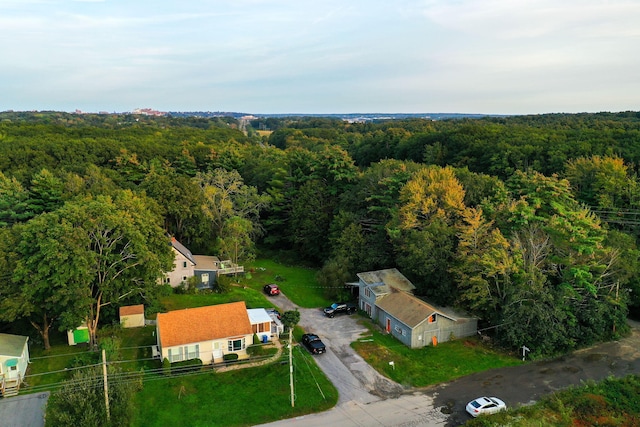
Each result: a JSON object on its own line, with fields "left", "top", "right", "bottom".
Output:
{"left": 247, "top": 344, "right": 265, "bottom": 357}
{"left": 171, "top": 358, "right": 203, "bottom": 374}
{"left": 162, "top": 358, "right": 171, "bottom": 375}
{"left": 253, "top": 333, "right": 261, "bottom": 345}
{"left": 67, "top": 351, "right": 99, "bottom": 369}
{"left": 215, "top": 275, "right": 232, "bottom": 293}
{"left": 223, "top": 353, "right": 239, "bottom": 363}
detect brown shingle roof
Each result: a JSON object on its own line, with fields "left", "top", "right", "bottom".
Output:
{"left": 119, "top": 304, "right": 144, "bottom": 316}
{"left": 157, "top": 302, "right": 252, "bottom": 348}
{"left": 375, "top": 291, "right": 456, "bottom": 328}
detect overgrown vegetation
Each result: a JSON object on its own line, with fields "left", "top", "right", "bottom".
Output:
{"left": 465, "top": 375, "right": 640, "bottom": 426}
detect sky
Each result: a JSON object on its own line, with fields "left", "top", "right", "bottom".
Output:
{"left": 1, "top": 0, "right": 639, "bottom": 115}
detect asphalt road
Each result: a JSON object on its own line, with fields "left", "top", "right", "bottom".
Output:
{"left": 0, "top": 392, "right": 49, "bottom": 427}
{"left": 259, "top": 294, "right": 640, "bottom": 427}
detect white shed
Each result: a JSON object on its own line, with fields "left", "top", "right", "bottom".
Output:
{"left": 119, "top": 304, "right": 145, "bottom": 328}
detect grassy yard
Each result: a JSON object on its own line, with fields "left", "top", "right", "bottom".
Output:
{"left": 131, "top": 345, "right": 337, "bottom": 427}
{"left": 352, "top": 321, "right": 522, "bottom": 388}
{"left": 26, "top": 332, "right": 95, "bottom": 391}
{"left": 241, "top": 259, "right": 331, "bottom": 308}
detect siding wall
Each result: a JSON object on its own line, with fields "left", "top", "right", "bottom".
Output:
{"left": 165, "top": 248, "right": 195, "bottom": 287}
{"left": 160, "top": 334, "right": 254, "bottom": 365}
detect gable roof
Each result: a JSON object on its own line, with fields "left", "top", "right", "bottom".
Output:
{"left": 193, "top": 255, "right": 221, "bottom": 271}
{"left": 157, "top": 302, "right": 252, "bottom": 348}
{"left": 357, "top": 268, "right": 416, "bottom": 294}
{"left": 170, "top": 237, "right": 196, "bottom": 265}
{"left": 375, "top": 291, "right": 458, "bottom": 328}
{"left": 0, "top": 333, "right": 28, "bottom": 357}
{"left": 119, "top": 304, "right": 144, "bottom": 316}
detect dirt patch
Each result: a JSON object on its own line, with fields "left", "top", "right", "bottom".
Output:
{"left": 583, "top": 353, "right": 607, "bottom": 363}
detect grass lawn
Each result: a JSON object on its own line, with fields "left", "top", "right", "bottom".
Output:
{"left": 26, "top": 330, "right": 94, "bottom": 391}
{"left": 352, "top": 321, "right": 523, "bottom": 388}
{"left": 131, "top": 346, "right": 337, "bottom": 427}
{"left": 240, "top": 259, "right": 330, "bottom": 308}
{"left": 158, "top": 286, "right": 275, "bottom": 313}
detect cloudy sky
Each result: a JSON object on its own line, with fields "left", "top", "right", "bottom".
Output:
{"left": 1, "top": 0, "right": 639, "bottom": 114}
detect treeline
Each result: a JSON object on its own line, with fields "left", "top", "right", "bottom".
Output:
{"left": 1, "top": 111, "right": 640, "bottom": 357}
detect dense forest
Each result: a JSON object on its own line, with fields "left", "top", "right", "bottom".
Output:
{"left": 2, "top": 110, "right": 640, "bottom": 357}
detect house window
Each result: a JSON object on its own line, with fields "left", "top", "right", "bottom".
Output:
{"left": 364, "top": 287, "right": 371, "bottom": 298}
{"left": 182, "top": 276, "right": 187, "bottom": 282}
{"left": 186, "top": 344, "right": 199, "bottom": 359}
{"left": 168, "top": 347, "right": 184, "bottom": 363}
{"left": 165, "top": 277, "right": 170, "bottom": 284}
{"left": 201, "top": 273, "right": 209, "bottom": 284}
{"left": 183, "top": 261, "right": 187, "bottom": 268}
{"left": 252, "top": 322, "right": 268, "bottom": 333}
{"left": 228, "top": 338, "right": 245, "bottom": 352}
{"left": 428, "top": 314, "right": 436, "bottom": 323}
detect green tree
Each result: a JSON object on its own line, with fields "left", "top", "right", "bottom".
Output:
{"left": 45, "top": 365, "right": 141, "bottom": 427}
{"left": 7, "top": 191, "right": 174, "bottom": 348}
{"left": 196, "top": 168, "right": 269, "bottom": 247}
{"left": 453, "top": 207, "right": 516, "bottom": 323}
{"left": 388, "top": 166, "right": 466, "bottom": 303}
{"left": 1, "top": 214, "right": 88, "bottom": 350}
{"left": 0, "top": 171, "right": 31, "bottom": 226}
{"left": 217, "top": 216, "right": 257, "bottom": 267}
{"left": 281, "top": 310, "right": 301, "bottom": 331}
{"left": 27, "top": 168, "right": 65, "bottom": 215}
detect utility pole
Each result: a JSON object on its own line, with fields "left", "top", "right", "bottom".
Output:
{"left": 289, "top": 329, "right": 294, "bottom": 407}
{"left": 102, "top": 349, "right": 110, "bottom": 422}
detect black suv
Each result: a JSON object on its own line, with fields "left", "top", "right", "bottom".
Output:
{"left": 301, "top": 333, "right": 326, "bottom": 354}
{"left": 323, "top": 302, "right": 357, "bottom": 318}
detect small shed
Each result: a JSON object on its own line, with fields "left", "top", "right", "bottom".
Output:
{"left": 119, "top": 304, "right": 145, "bottom": 328}
{"left": 67, "top": 323, "right": 90, "bottom": 346}
{"left": 0, "top": 333, "right": 30, "bottom": 397}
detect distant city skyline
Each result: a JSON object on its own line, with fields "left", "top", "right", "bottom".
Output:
{"left": 1, "top": 0, "right": 639, "bottom": 115}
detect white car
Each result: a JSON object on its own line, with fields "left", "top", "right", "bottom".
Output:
{"left": 465, "top": 396, "right": 506, "bottom": 417}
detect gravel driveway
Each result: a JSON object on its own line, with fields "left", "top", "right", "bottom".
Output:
{"left": 272, "top": 293, "right": 404, "bottom": 404}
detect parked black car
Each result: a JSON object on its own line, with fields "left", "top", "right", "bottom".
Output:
{"left": 323, "top": 302, "right": 357, "bottom": 318}
{"left": 301, "top": 333, "right": 326, "bottom": 354}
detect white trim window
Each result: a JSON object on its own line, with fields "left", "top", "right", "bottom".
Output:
{"left": 228, "top": 338, "right": 245, "bottom": 352}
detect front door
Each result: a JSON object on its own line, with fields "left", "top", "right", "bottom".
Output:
{"left": 386, "top": 318, "right": 391, "bottom": 333}
{"left": 5, "top": 359, "right": 19, "bottom": 379}
{"left": 212, "top": 342, "right": 223, "bottom": 361}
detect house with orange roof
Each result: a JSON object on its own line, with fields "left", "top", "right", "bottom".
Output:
{"left": 156, "top": 301, "right": 254, "bottom": 364}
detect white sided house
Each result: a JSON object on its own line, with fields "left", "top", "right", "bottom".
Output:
{"left": 0, "top": 333, "right": 29, "bottom": 397}
{"left": 156, "top": 302, "right": 254, "bottom": 364}
{"left": 164, "top": 237, "right": 244, "bottom": 289}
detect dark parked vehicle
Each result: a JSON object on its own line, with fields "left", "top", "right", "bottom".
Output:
{"left": 263, "top": 284, "right": 280, "bottom": 296}
{"left": 301, "top": 333, "right": 326, "bottom": 354}
{"left": 323, "top": 302, "right": 357, "bottom": 318}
